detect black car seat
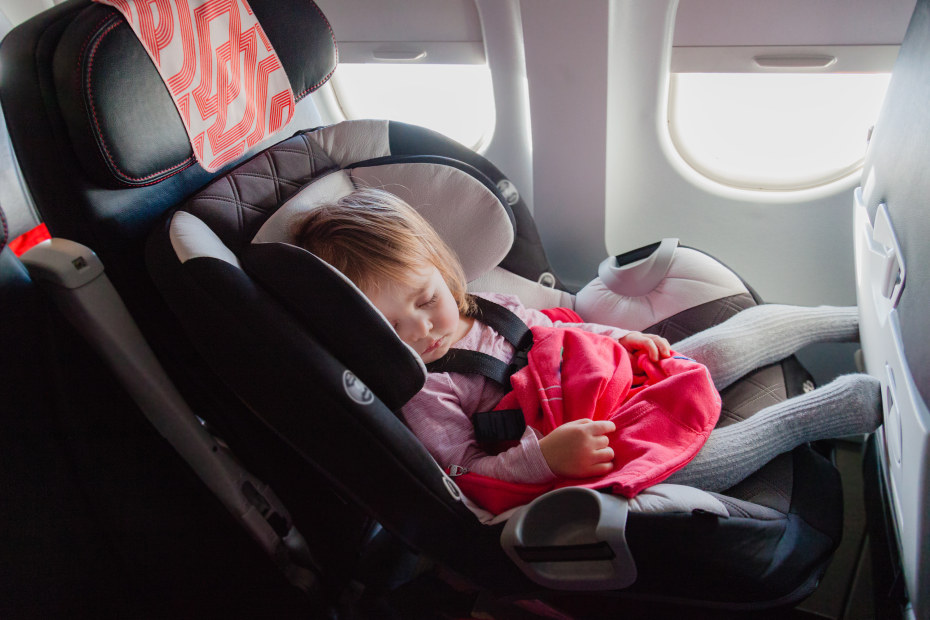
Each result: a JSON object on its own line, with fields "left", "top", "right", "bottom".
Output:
{"left": 0, "top": 0, "right": 845, "bottom": 614}
{"left": 856, "top": 0, "right": 930, "bottom": 616}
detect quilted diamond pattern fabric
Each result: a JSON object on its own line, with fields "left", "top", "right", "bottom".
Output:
{"left": 183, "top": 131, "right": 337, "bottom": 252}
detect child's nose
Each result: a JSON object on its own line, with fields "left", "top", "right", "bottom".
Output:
{"left": 415, "top": 315, "right": 432, "bottom": 338}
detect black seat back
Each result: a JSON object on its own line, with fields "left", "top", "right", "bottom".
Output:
{"left": 0, "top": 0, "right": 376, "bottom": 603}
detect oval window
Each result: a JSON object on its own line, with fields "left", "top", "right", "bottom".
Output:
{"left": 669, "top": 72, "right": 891, "bottom": 190}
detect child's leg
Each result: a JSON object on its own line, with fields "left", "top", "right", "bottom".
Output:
{"left": 666, "top": 374, "right": 881, "bottom": 492}
{"left": 673, "top": 304, "right": 859, "bottom": 391}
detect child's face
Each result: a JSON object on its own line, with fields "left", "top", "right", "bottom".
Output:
{"left": 364, "top": 263, "right": 467, "bottom": 363}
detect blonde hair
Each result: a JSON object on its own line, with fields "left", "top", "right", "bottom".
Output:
{"left": 293, "top": 188, "right": 475, "bottom": 315}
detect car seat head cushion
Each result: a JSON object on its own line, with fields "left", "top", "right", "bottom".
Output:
{"left": 166, "top": 204, "right": 424, "bottom": 410}
{"left": 241, "top": 242, "right": 426, "bottom": 411}
{"left": 237, "top": 160, "right": 515, "bottom": 409}
{"left": 252, "top": 161, "right": 515, "bottom": 281}
{"left": 169, "top": 155, "right": 514, "bottom": 410}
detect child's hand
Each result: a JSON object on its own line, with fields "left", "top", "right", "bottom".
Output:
{"left": 539, "top": 419, "right": 616, "bottom": 478}
{"left": 619, "top": 331, "right": 671, "bottom": 362}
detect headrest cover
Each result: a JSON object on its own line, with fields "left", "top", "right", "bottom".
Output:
{"left": 56, "top": 0, "right": 336, "bottom": 186}
{"left": 94, "top": 0, "right": 298, "bottom": 173}
{"left": 241, "top": 242, "right": 426, "bottom": 410}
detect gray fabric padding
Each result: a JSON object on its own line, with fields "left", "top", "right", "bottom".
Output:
{"left": 350, "top": 163, "right": 513, "bottom": 282}
{"left": 575, "top": 247, "right": 749, "bottom": 332}
{"left": 304, "top": 119, "right": 391, "bottom": 168}
{"left": 717, "top": 364, "right": 788, "bottom": 428}
{"left": 708, "top": 492, "right": 785, "bottom": 520}
{"left": 170, "top": 211, "right": 241, "bottom": 268}
{"left": 252, "top": 171, "right": 356, "bottom": 245}
{"left": 644, "top": 293, "right": 758, "bottom": 343}
{"left": 251, "top": 162, "right": 513, "bottom": 283}
{"left": 722, "top": 452, "right": 793, "bottom": 514}
{"left": 468, "top": 267, "right": 574, "bottom": 310}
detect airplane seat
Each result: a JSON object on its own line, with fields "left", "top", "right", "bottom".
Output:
{"left": 0, "top": 0, "right": 844, "bottom": 612}
{"left": 855, "top": 0, "right": 930, "bottom": 615}
{"left": 0, "top": 198, "right": 314, "bottom": 616}
{"left": 0, "top": 203, "right": 116, "bottom": 615}
{"left": 0, "top": 0, "right": 377, "bottom": 608}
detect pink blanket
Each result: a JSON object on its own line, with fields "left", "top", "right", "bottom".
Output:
{"left": 454, "top": 324, "right": 721, "bottom": 514}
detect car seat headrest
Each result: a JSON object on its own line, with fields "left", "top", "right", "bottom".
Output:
{"left": 253, "top": 160, "right": 515, "bottom": 281}
{"left": 241, "top": 242, "right": 426, "bottom": 410}
{"left": 167, "top": 206, "right": 426, "bottom": 410}
{"left": 55, "top": 0, "right": 336, "bottom": 187}
{"left": 168, "top": 146, "right": 516, "bottom": 410}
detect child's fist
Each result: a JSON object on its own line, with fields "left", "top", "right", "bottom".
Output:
{"left": 619, "top": 331, "right": 671, "bottom": 361}
{"left": 539, "top": 418, "right": 616, "bottom": 478}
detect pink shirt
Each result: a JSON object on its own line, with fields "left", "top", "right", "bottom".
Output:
{"left": 401, "top": 293, "right": 630, "bottom": 484}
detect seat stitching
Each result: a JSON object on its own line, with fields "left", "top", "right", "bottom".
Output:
{"left": 84, "top": 16, "right": 195, "bottom": 183}
{"left": 192, "top": 195, "right": 269, "bottom": 214}
{"left": 294, "top": 1, "right": 338, "bottom": 100}
{"left": 744, "top": 473, "right": 791, "bottom": 504}
{"left": 732, "top": 382, "right": 781, "bottom": 409}
{"left": 224, "top": 172, "right": 302, "bottom": 187}
{"left": 269, "top": 146, "right": 322, "bottom": 156}
{"left": 266, "top": 149, "right": 281, "bottom": 206}
{"left": 226, "top": 175, "right": 244, "bottom": 235}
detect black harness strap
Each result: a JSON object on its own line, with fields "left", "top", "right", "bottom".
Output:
{"left": 426, "top": 295, "right": 534, "bottom": 385}
{"left": 473, "top": 409, "right": 528, "bottom": 443}
{"left": 426, "top": 348, "right": 513, "bottom": 385}
{"left": 425, "top": 296, "right": 536, "bottom": 445}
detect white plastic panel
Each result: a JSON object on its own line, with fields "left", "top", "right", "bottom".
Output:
{"left": 854, "top": 187, "right": 930, "bottom": 617}
{"left": 500, "top": 487, "right": 636, "bottom": 590}
{"left": 673, "top": 0, "right": 915, "bottom": 47}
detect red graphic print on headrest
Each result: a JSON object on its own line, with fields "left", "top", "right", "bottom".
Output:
{"left": 95, "top": 0, "right": 296, "bottom": 172}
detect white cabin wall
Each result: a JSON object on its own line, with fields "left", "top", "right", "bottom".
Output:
{"left": 520, "top": 0, "right": 894, "bottom": 306}
{"left": 475, "top": 0, "right": 534, "bottom": 212}
{"left": 604, "top": 0, "right": 858, "bottom": 306}
{"left": 520, "top": 0, "right": 610, "bottom": 289}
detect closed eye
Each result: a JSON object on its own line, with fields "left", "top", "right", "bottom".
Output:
{"left": 418, "top": 294, "right": 438, "bottom": 308}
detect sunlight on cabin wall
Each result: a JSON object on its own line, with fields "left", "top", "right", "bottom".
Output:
{"left": 669, "top": 73, "right": 891, "bottom": 190}
{"left": 332, "top": 64, "right": 496, "bottom": 150}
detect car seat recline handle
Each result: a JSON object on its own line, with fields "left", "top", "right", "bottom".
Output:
{"left": 598, "top": 237, "right": 679, "bottom": 298}
{"left": 500, "top": 487, "right": 636, "bottom": 591}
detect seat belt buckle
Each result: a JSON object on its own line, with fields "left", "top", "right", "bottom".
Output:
{"left": 507, "top": 348, "right": 530, "bottom": 378}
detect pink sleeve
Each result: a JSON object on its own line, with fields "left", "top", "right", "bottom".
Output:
{"left": 402, "top": 372, "right": 557, "bottom": 484}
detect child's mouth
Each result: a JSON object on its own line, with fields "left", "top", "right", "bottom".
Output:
{"left": 424, "top": 336, "right": 444, "bottom": 354}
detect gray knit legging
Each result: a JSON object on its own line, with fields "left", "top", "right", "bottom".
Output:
{"left": 664, "top": 304, "right": 881, "bottom": 492}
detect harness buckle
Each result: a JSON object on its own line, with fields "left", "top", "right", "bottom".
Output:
{"left": 448, "top": 465, "right": 469, "bottom": 477}
{"left": 506, "top": 332, "right": 534, "bottom": 378}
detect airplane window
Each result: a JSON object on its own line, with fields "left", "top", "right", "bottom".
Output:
{"left": 331, "top": 63, "right": 496, "bottom": 150}
{"left": 669, "top": 73, "right": 891, "bottom": 190}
